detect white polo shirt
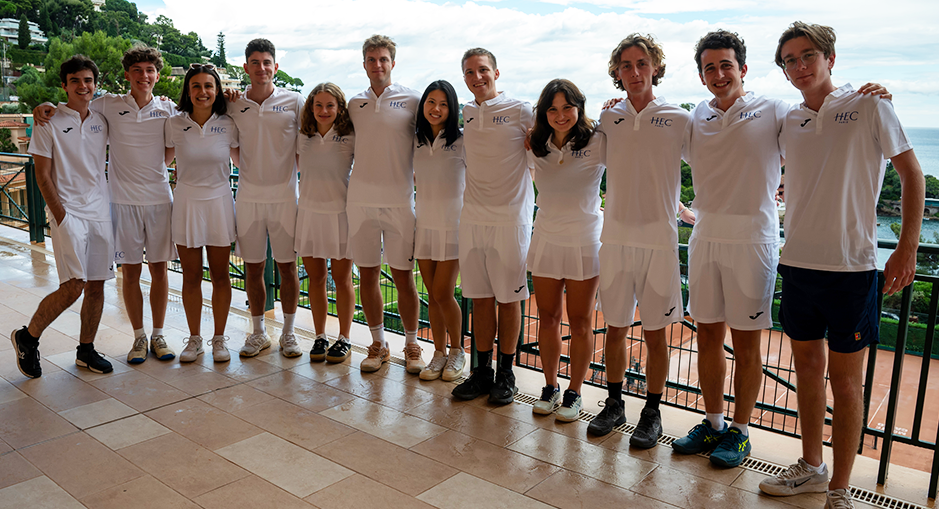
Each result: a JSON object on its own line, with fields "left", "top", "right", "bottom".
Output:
{"left": 413, "top": 131, "right": 465, "bottom": 231}
{"left": 686, "top": 92, "right": 788, "bottom": 244}
{"left": 229, "top": 86, "right": 303, "bottom": 203}
{"left": 28, "top": 103, "right": 109, "bottom": 221}
{"left": 529, "top": 132, "right": 605, "bottom": 246}
{"left": 91, "top": 93, "right": 174, "bottom": 206}
{"left": 598, "top": 97, "right": 691, "bottom": 250}
{"left": 297, "top": 128, "right": 355, "bottom": 214}
{"left": 164, "top": 113, "right": 239, "bottom": 199}
{"left": 780, "top": 84, "right": 912, "bottom": 272}
{"left": 461, "top": 92, "right": 534, "bottom": 226}
{"left": 346, "top": 83, "right": 419, "bottom": 208}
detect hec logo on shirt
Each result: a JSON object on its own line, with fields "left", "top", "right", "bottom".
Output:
{"left": 389, "top": 101, "right": 407, "bottom": 109}
{"left": 240, "top": 107, "right": 250, "bottom": 113}
{"left": 209, "top": 126, "right": 227, "bottom": 134}
{"left": 614, "top": 118, "right": 625, "bottom": 124}
{"left": 331, "top": 135, "right": 348, "bottom": 144}
{"left": 115, "top": 251, "right": 125, "bottom": 260}
{"left": 649, "top": 116, "right": 673, "bottom": 128}
{"left": 272, "top": 105, "right": 289, "bottom": 113}
{"left": 443, "top": 145, "right": 458, "bottom": 152}
{"left": 150, "top": 111, "right": 167, "bottom": 118}
{"left": 571, "top": 149, "right": 591, "bottom": 159}
{"left": 705, "top": 115, "right": 717, "bottom": 122}
{"left": 118, "top": 111, "right": 130, "bottom": 116}
{"left": 834, "top": 111, "right": 859, "bottom": 124}
{"left": 739, "top": 110, "right": 761, "bottom": 120}
{"left": 90, "top": 125, "right": 104, "bottom": 133}
{"left": 492, "top": 116, "right": 510, "bottom": 125}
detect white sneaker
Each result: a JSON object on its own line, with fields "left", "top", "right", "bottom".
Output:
{"left": 209, "top": 336, "right": 230, "bottom": 362}
{"left": 825, "top": 489, "right": 855, "bottom": 509}
{"left": 127, "top": 333, "right": 148, "bottom": 364}
{"left": 532, "top": 385, "right": 560, "bottom": 415}
{"left": 179, "top": 336, "right": 203, "bottom": 363}
{"left": 279, "top": 332, "right": 302, "bottom": 358}
{"left": 555, "top": 389, "right": 583, "bottom": 422}
{"left": 404, "top": 343, "right": 425, "bottom": 374}
{"left": 442, "top": 348, "right": 466, "bottom": 381}
{"left": 759, "top": 458, "right": 829, "bottom": 496}
{"left": 240, "top": 333, "right": 271, "bottom": 357}
{"left": 420, "top": 350, "right": 447, "bottom": 380}
{"left": 150, "top": 334, "right": 175, "bottom": 360}
{"left": 360, "top": 343, "right": 389, "bottom": 372}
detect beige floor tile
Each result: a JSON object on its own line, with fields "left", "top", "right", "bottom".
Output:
{"left": 411, "top": 430, "right": 558, "bottom": 493}
{"left": 80, "top": 475, "right": 201, "bottom": 509}
{"left": 57, "top": 397, "right": 137, "bottom": 429}
{"left": 0, "top": 475, "right": 85, "bottom": 509}
{"left": 0, "top": 378, "right": 27, "bottom": 405}
{"left": 730, "top": 469, "right": 829, "bottom": 508}
{"left": 305, "top": 473, "right": 436, "bottom": 509}
{"left": 204, "top": 349, "right": 284, "bottom": 382}
{"left": 84, "top": 414, "right": 171, "bottom": 450}
{"left": 197, "top": 383, "right": 274, "bottom": 413}
{"left": 508, "top": 428, "right": 657, "bottom": 490}
{"left": 248, "top": 370, "right": 355, "bottom": 413}
{"left": 194, "top": 474, "right": 315, "bottom": 509}
{"left": 0, "top": 397, "right": 77, "bottom": 449}
{"left": 0, "top": 438, "right": 10, "bottom": 454}
{"left": 491, "top": 400, "right": 611, "bottom": 446}
{"left": 145, "top": 398, "right": 262, "bottom": 451}
{"left": 417, "top": 472, "right": 554, "bottom": 509}
{"left": 12, "top": 370, "right": 110, "bottom": 412}
{"left": 602, "top": 432, "right": 745, "bottom": 485}
{"left": 324, "top": 369, "right": 443, "bottom": 412}
{"left": 44, "top": 350, "right": 133, "bottom": 382}
{"left": 319, "top": 397, "right": 447, "bottom": 448}
{"left": 526, "top": 470, "right": 679, "bottom": 508}
{"left": 289, "top": 357, "right": 354, "bottom": 383}
{"left": 89, "top": 371, "right": 191, "bottom": 412}
{"left": 118, "top": 432, "right": 250, "bottom": 498}
{"left": 120, "top": 352, "right": 214, "bottom": 384}
{"left": 19, "top": 432, "right": 144, "bottom": 499}
{"left": 0, "top": 451, "right": 42, "bottom": 490}
{"left": 631, "top": 466, "right": 796, "bottom": 508}
{"left": 163, "top": 370, "right": 237, "bottom": 396}
{"left": 215, "top": 432, "right": 354, "bottom": 498}
{"left": 232, "top": 398, "right": 355, "bottom": 451}
{"left": 407, "top": 397, "right": 539, "bottom": 448}
{"left": 315, "top": 431, "right": 458, "bottom": 496}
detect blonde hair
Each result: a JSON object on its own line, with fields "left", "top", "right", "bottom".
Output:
{"left": 607, "top": 34, "right": 666, "bottom": 90}
{"left": 774, "top": 21, "right": 836, "bottom": 70}
{"left": 362, "top": 34, "right": 396, "bottom": 61}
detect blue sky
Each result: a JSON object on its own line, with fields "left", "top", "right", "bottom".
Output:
{"left": 138, "top": 0, "right": 939, "bottom": 128}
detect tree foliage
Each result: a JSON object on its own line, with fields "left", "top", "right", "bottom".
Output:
{"left": 0, "top": 128, "right": 18, "bottom": 153}
{"left": 17, "top": 13, "right": 30, "bottom": 49}
{"left": 211, "top": 31, "right": 225, "bottom": 67}
{"left": 274, "top": 69, "right": 303, "bottom": 92}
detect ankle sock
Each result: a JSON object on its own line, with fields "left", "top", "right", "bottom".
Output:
{"left": 730, "top": 421, "right": 749, "bottom": 436}
{"left": 282, "top": 313, "right": 296, "bottom": 335}
{"left": 476, "top": 349, "right": 493, "bottom": 368}
{"left": 252, "top": 315, "right": 266, "bottom": 335}
{"left": 405, "top": 330, "right": 418, "bottom": 345}
{"left": 77, "top": 342, "right": 94, "bottom": 352}
{"left": 608, "top": 381, "right": 623, "bottom": 401}
{"left": 133, "top": 327, "right": 146, "bottom": 339}
{"left": 151, "top": 328, "right": 163, "bottom": 338}
{"left": 498, "top": 351, "right": 515, "bottom": 372}
{"left": 369, "top": 325, "right": 385, "bottom": 347}
{"left": 706, "top": 412, "right": 726, "bottom": 430}
{"left": 644, "top": 391, "right": 662, "bottom": 410}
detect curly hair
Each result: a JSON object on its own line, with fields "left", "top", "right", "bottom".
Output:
{"left": 607, "top": 33, "right": 665, "bottom": 90}
{"left": 121, "top": 44, "right": 164, "bottom": 73}
{"left": 693, "top": 30, "right": 746, "bottom": 73}
{"left": 299, "top": 82, "right": 353, "bottom": 138}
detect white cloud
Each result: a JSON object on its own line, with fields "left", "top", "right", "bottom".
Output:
{"left": 150, "top": 0, "right": 939, "bottom": 126}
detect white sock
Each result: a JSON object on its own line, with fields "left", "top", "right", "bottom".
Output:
{"left": 804, "top": 459, "right": 826, "bottom": 473}
{"left": 369, "top": 325, "right": 385, "bottom": 347}
{"left": 252, "top": 315, "right": 266, "bottom": 335}
{"left": 151, "top": 328, "right": 163, "bottom": 338}
{"left": 282, "top": 313, "right": 296, "bottom": 335}
{"left": 338, "top": 334, "right": 350, "bottom": 343}
{"left": 730, "top": 421, "right": 749, "bottom": 436}
{"left": 212, "top": 334, "right": 225, "bottom": 344}
{"left": 706, "top": 413, "right": 726, "bottom": 431}
{"left": 405, "top": 330, "right": 418, "bottom": 345}
{"left": 133, "top": 327, "right": 146, "bottom": 339}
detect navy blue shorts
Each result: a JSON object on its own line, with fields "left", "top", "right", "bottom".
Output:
{"left": 778, "top": 264, "right": 879, "bottom": 354}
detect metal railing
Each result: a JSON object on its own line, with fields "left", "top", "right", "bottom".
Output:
{"left": 0, "top": 153, "right": 45, "bottom": 243}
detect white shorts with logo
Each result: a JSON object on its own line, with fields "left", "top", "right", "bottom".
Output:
{"left": 347, "top": 205, "right": 416, "bottom": 270}
{"left": 459, "top": 223, "right": 531, "bottom": 303}
{"left": 687, "top": 238, "right": 778, "bottom": 330}
{"left": 50, "top": 212, "right": 115, "bottom": 284}
{"left": 598, "top": 244, "right": 683, "bottom": 330}
{"left": 111, "top": 202, "right": 176, "bottom": 264}
{"left": 414, "top": 227, "right": 459, "bottom": 262}
{"left": 527, "top": 230, "right": 600, "bottom": 281}
{"left": 295, "top": 209, "right": 351, "bottom": 260}
{"left": 235, "top": 200, "right": 298, "bottom": 264}
{"left": 172, "top": 187, "right": 235, "bottom": 249}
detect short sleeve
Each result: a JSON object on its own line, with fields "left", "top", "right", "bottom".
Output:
{"left": 296, "top": 93, "right": 305, "bottom": 124}
{"left": 871, "top": 97, "right": 912, "bottom": 159}
{"left": 163, "top": 117, "right": 175, "bottom": 148}
{"left": 27, "top": 123, "right": 53, "bottom": 158}
{"left": 89, "top": 96, "right": 105, "bottom": 116}
{"left": 520, "top": 102, "right": 534, "bottom": 132}
{"left": 774, "top": 99, "right": 790, "bottom": 159}
{"left": 596, "top": 130, "right": 607, "bottom": 168}
{"left": 229, "top": 119, "right": 240, "bottom": 149}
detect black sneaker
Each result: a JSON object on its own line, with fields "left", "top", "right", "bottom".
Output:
{"left": 325, "top": 338, "right": 352, "bottom": 363}
{"left": 11, "top": 327, "right": 41, "bottom": 378}
{"left": 629, "top": 407, "right": 663, "bottom": 449}
{"left": 75, "top": 344, "right": 113, "bottom": 374}
{"left": 451, "top": 365, "right": 494, "bottom": 400}
{"left": 488, "top": 369, "right": 518, "bottom": 405}
{"left": 310, "top": 336, "right": 329, "bottom": 362}
{"left": 587, "top": 397, "right": 626, "bottom": 436}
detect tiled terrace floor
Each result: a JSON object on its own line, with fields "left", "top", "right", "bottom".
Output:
{"left": 0, "top": 227, "right": 932, "bottom": 509}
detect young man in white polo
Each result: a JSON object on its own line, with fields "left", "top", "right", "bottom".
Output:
{"left": 11, "top": 55, "right": 114, "bottom": 378}
{"left": 758, "top": 22, "right": 924, "bottom": 509}
{"left": 33, "top": 45, "right": 177, "bottom": 364}
{"left": 588, "top": 34, "right": 695, "bottom": 446}
{"left": 346, "top": 35, "right": 424, "bottom": 374}
{"left": 451, "top": 48, "right": 533, "bottom": 404}
{"left": 228, "top": 38, "right": 304, "bottom": 358}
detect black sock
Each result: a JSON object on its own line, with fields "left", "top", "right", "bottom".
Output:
{"left": 645, "top": 391, "right": 662, "bottom": 410}
{"left": 608, "top": 381, "right": 623, "bottom": 401}
{"left": 20, "top": 327, "right": 38, "bottom": 343}
{"left": 77, "top": 343, "right": 94, "bottom": 352}
{"left": 498, "top": 351, "right": 515, "bottom": 372}
{"left": 477, "top": 349, "right": 493, "bottom": 369}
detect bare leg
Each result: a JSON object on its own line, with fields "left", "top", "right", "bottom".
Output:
{"left": 605, "top": 325, "right": 630, "bottom": 385}
{"left": 696, "top": 321, "right": 729, "bottom": 415}
{"left": 391, "top": 267, "right": 419, "bottom": 332}
{"left": 827, "top": 349, "right": 867, "bottom": 490}
{"left": 497, "top": 301, "right": 520, "bottom": 356}
{"left": 418, "top": 259, "right": 446, "bottom": 352}
{"left": 565, "top": 276, "right": 599, "bottom": 394}
{"left": 473, "top": 297, "right": 496, "bottom": 353}
{"left": 432, "top": 260, "right": 462, "bottom": 350}
{"left": 79, "top": 281, "right": 105, "bottom": 344}
{"left": 27, "top": 279, "right": 84, "bottom": 338}
{"left": 121, "top": 262, "right": 144, "bottom": 330}
{"left": 148, "top": 261, "right": 168, "bottom": 330}
{"left": 276, "top": 260, "right": 299, "bottom": 315}
{"left": 729, "top": 328, "right": 764, "bottom": 426}
{"left": 245, "top": 261, "right": 267, "bottom": 319}
{"left": 790, "top": 339, "right": 828, "bottom": 468}
{"left": 206, "top": 246, "right": 232, "bottom": 336}
{"left": 644, "top": 327, "right": 669, "bottom": 395}
{"left": 358, "top": 266, "right": 383, "bottom": 331}
{"left": 177, "top": 245, "right": 205, "bottom": 337}
{"left": 303, "top": 257, "right": 329, "bottom": 335}
{"left": 332, "top": 259, "right": 355, "bottom": 338}
{"left": 532, "top": 276, "right": 564, "bottom": 388}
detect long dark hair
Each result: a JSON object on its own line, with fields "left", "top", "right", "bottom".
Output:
{"left": 416, "top": 80, "right": 461, "bottom": 148}
{"left": 530, "top": 79, "right": 594, "bottom": 158}
{"left": 177, "top": 65, "right": 227, "bottom": 116}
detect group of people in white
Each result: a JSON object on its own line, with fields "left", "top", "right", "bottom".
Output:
{"left": 8, "top": 21, "right": 925, "bottom": 509}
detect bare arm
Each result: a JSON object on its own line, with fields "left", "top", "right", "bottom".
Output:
{"left": 882, "top": 148, "right": 925, "bottom": 295}
{"left": 230, "top": 147, "right": 240, "bottom": 168}
{"left": 32, "top": 103, "right": 56, "bottom": 126}
{"left": 858, "top": 83, "right": 892, "bottom": 101}
{"left": 164, "top": 147, "right": 175, "bottom": 167}
{"left": 34, "top": 155, "right": 65, "bottom": 224}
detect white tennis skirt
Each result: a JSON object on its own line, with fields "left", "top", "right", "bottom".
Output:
{"left": 172, "top": 187, "right": 236, "bottom": 248}
{"left": 414, "top": 226, "right": 459, "bottom": 261}
{"left": 295, "top": 209, "right": 351, "bottom": 260}
{"left": 526, "top": 230, "right": 600, "bottom": 281}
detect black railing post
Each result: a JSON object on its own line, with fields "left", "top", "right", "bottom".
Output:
{"left": 264, "top": 241, "right": 275, "bottom": 312}
{"left": 877, "top": 283, "right": 914, "bottom": 486}
{"left": 516, "top": 298, "right": 526, "bottom": 367}
{"left": 24, "top": 157, "right": 45, "bottom": 243}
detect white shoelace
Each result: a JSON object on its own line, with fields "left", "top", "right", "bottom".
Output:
{"left": 246, "top": 333, "right": 267, "bottom": 348}
{"left": 445, "top": 351, "right": 464, "bottom": 371}
{"left": 426, "top": 353, "right": 447, "bottom": 372}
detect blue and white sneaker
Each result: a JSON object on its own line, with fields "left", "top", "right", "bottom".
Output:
{"left": 672, "top": 419, "right": 727, "bottom": 454}
{"left": 709, "top": 427, "right": 751, "bottom": 467}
